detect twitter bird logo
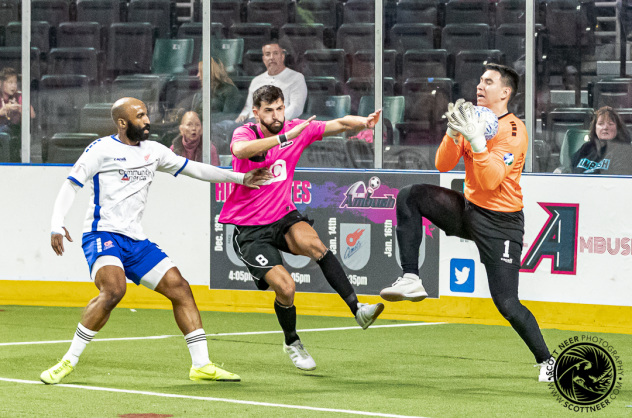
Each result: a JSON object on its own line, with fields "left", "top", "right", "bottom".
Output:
{"left": 450, "top": 259, "right": 475, "bottom": 293}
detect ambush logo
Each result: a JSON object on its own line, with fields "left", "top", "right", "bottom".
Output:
{"left": 521, "top": 203, "right": 579, "bottom": 275}
{"left": 339, "top": 179, "right": 395, "bottom": 209}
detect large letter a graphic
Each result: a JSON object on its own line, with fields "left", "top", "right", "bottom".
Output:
{"left": 520, "top": 203, "right": 579, "bottom": 275}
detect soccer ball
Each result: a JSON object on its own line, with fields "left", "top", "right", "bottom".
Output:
{"left": 368, "top": 176, "right": 381, "bottom": 192}
{"left": 474, "top": 106, "right": 499, "bottom": 141}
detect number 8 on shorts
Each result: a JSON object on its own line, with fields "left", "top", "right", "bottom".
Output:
{"left": 256, "top": 254, "right": 269, "bottom": 266}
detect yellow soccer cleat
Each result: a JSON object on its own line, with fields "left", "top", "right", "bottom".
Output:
{"left": 40, "top": 359, "right": 74, "bottom": 385}
{"left": 189, "top": 363, "right": 241, "bottom": 382}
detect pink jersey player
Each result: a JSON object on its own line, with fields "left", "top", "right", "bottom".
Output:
{"left": 218, "top": 119, "right": 326, "bottom": 225}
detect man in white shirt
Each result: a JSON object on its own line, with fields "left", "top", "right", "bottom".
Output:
{"left": 235, "top": 42, "right": 307, "bottom": 123}
{"left": 40, "top": 97, "right": 271, "bottom": 385}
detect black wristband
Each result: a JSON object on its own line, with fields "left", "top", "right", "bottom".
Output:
{"left": 278, "top": 134, "right": 288, "bottom": 144}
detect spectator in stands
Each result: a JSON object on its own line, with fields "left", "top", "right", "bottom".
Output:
{"left": 0, "top": 67, "right": 35, "bottom": 136}
{"left": 171, "top": 111, "right": 219, "bottom": 165}
{"left": 570, "top": 106, "right": 632, "bottom": 175}
{"left": 235, "top": 41, "right": 307, "bottom": 123}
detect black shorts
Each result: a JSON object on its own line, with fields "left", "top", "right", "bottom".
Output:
{"left": 232, "top": 210, "right": 313, "bottom": 290}
{"left": 461, "top": 199, "right": 524, "bottom": 268}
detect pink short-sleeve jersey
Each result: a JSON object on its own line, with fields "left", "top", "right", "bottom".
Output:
{"left": 218, "top": 119, "right": 326, "bottom": 225}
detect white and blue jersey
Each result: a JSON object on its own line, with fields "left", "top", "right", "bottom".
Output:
{"left": 68, "top": 134, "right": 188, "bottom": 241}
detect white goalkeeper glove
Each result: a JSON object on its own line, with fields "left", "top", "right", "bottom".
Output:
{"left": 445, "top": 101, "right": 487, "bottom": 153}
{"left": 445, "top": 99, "right": 465, "bottom": 144}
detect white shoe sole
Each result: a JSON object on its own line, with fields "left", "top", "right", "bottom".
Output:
{"left": 380, "top": 290, "right": 428, "bottom": 302}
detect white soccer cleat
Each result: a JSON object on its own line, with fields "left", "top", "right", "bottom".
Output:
{"left": 537, "top": 357, "right": 556, "bottom": 382}
{"left": 355, "top": 302, "right": 384, "bottom": 330}
{"left": 283, "top": 340, "right": 316, "bottom": 371}
{"left": 380, "top": 273, "right": 428, "bottom": 302}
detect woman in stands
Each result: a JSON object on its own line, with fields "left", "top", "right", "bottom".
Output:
{"left": 571, "top": 106, "right": 632, "bottom": 175}
{"left": 0, "top": 67, "right": 36, "bottom": 161}
{"left": 171, "top": 111, "right": 219, "bottom": 165}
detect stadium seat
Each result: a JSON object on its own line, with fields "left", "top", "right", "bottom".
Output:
{"left": 178, "top": 23, "right": 222, "bottom": 66}
{"left": 495, "top": 24, "right": 526, "bottom": 67}
{"left": 546, "top": 0, "right": 582, "bottom": 47}
{"left": 165, "top": 76, "right": 201, "bottom": 109}
{"left": 384, "top": 144, "right": 435, "bottom": 169}
{"left": 211, "top": 0, "right": 241, "bottom": 31}
{"left": 6, "top": 22, "right": 51, "bottom": 56}
{"left": 243, "top": 50, "right": 266, "bottom": 76}
{"left": 76, "top": 0, "right": 121, "bottom": 27}
{"left": 343, "top": 0, "right": 375, "bottom": 24}
{"left": 302, "top": 49, "right": 345, "bottom": 82}
{"left": 211, "top": 38, "right": 244, "bottom": 74}
{"left": 402, "top": 49, "right": 448, "bottom": 81}
{"left": 279, "top": 24, "right": 325, "bottom": 66}
{"left": 49, "top": 48, "right": 99, "bottom": 83}
{"left": 389, "top": 24, "right": 436, "bottom": 55}
{"left": 47, "top": 133, "right": 99, "bottom": 164}
{"left": 31, "top": 0, "right": 70, "bottom": 29}
{"left": 127, "top": 0, "right": 173, "bottom": 39}
{"left": 107, "top": 23, "right": 154, "bottom": 75}
{"left": 445, "top": 0, "right": 491, "bottom": 26}
{"left": 592, "top": 80, "right": 632, "bottom": 110}
{"left": 454, "top": 50, "right": 504, "bottom": 102}
{"left": 0, "top": 0, "right": 19, "bottom": 28}
{"left": 358, "top": 95, "right": 404, "bottom": 123}
{"left": 545, "top": 108, "right": 594, "bottom": 150}
{"left": 295, "top": 0, "right": 337, "bottom": 30}
{"left": 305, "top": 95, "right": 350, "bottom": 120}
{"left": 39, "top": 75, "right": 91, "bottom": 142}
{"left": 80, "top": 103, "right": 117, "bottom": 137}
{"left": 395, "top": 121, "right": 443, "bottom": 150}
{"left": 351, "top": 50, "right": 396, "bottom": 80}
{"left": 396, "top": 0, "right": 439, "bottom": 26}
{"left": 496, "top": 0, "right": 527, "bottom": 26}
{"left": 297, "top": 138, "right": 351, "bottom": 168}
{"left": 305, "top": 76, "right": 338, "bottom": 96}
{"left": 441, "top": 24, "right": 491, "bottom": 56}
{"left": 229, "top": 24, "right": 273, "bottom": 55}
{"left": 345, "top": 77, "right": 395, "bottom": 114}
{"left": 0, "top": 47, "right": 41, "bottom": 82}
{"left": 336, "top": 24, "right": 375, "bottom": 57}
{"left": 346, "top": 139, "right": 373, "bottom": 168}
{"left": 247, "top": 0, "right": 290, "bottom": 30}
{"left": 110, "top": 75, "right": 165, "bottom": 122}
{"left": 151, "top": 39, "right": 194, "bottom": 75}
{"left": 232, "top": 75, "right": 255, "bottom": 113}
{"left": 402, "top": 77, "right": 453, "bottom": 125}
{"left": 57, "top": 22, "right": 102, "bottom": 50}
{"left": 0, "top": 132, "right": 10, "bottom": 162}
{"left": 559, "top": 128, "right": 590, "bottom": 172}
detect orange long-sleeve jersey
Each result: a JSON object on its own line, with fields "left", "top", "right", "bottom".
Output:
{"left": 435, "top": 112, "right": 528, "bottom": 212}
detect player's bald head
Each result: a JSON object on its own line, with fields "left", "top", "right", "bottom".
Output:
{"left": 111, "top": 97, "right": 147, "bottom": 123}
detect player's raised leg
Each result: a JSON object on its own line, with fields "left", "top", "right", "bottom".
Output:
{"left": 154, "top": 267, "right": 241, "bottom": 382}
{"left": 285, "top": 221, "right": 384, "bottom": 329}
{"left": 40, "top": 261, "right": 126, "bottom": 384}
{"left": 264, "top": 265, "right": 316, "bottom": 371}
{"left": 381, "top": 184, "right": 470, "bottom": 302}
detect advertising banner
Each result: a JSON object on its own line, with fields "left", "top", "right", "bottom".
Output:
{"left": 439, "top": 174, "right": 632, "bottom": 306}
{"left": 211, "top": 171, "right": 441, "bottom": 296}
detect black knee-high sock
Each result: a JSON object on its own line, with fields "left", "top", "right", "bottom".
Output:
{"left": 487, "top": 264, "right": 551, "bottom": 363}
{"left": 317, "top": 250, "right": 359, "bottom": 315}
{"left": 396, "top": 185, "right": 425, "bottom": 276}
{"left": 274, "top": 299, "right": 299, "bottom": 345}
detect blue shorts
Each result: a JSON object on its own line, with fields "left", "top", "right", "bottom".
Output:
{"left": 82, "top": 231, "right": 168, "bottom": 285}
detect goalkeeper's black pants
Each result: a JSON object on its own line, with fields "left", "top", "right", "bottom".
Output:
{"left": 396, "top": 184, "right": 551, "bottom": 363}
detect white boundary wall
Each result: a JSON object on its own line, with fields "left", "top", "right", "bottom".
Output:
{"left": 0, "top": 166, "right": 210, "bottom": 286}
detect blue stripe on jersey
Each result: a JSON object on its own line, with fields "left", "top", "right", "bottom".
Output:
{"left": 174, "top": 159, "right": 189, "bottom": 177}
{"left": 67, "top": 176, "right": 83, "bottom": 188}
{"left": 111, "top": 135, "right": 122, "bottom": 143}
{"left": 91, "top": 173, "right": 101, "bottom": 231}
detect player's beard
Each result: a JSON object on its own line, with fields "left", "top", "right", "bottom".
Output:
{"left": 261, "top": 118, "right": 284, "bottom": 135}
{"left": 127, "top": 122, "right": 150, "bottom": 142}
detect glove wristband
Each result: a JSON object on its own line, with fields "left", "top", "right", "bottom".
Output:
{"left": 277, "top": 134, "right": 288, "bottom": 145}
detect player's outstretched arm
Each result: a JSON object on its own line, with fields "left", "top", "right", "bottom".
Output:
{"left": 180, "top": 161, "right": 272, "bottom": 188}
{"left": 50, "top": 180, "right": 79, "bottom": 256}
{"left": 323, "top": 110, "right": 381, "bottom": 136}
{"left": 232, "top": 116, "right": 317, "bottom": 159}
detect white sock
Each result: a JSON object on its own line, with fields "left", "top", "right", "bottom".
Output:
{"left": 185, "top": 328, "right": 210, "bottom": 368}
{"left": 62, "top": 323, "right": 97, "bottom": 367}
{"left": 403, "top": 273, "right": 420, "bottom": 281}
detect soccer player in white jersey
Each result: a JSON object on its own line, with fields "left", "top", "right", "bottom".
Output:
{"left": 40, "top": 98, "right": 271, "bottom": 385}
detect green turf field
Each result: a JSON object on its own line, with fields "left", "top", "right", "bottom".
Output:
{"left": 1, "top": 305, "right": 630, "bottom": 418}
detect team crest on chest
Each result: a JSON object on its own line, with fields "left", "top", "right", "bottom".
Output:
{"left": 279, "top": 140, "right": 294, "bottom": 150}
